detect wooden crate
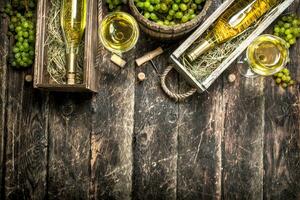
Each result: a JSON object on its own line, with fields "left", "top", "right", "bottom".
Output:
{"left": 34, "top": 0, "right": 98, "bottom": 92}
{"left": 171, "top": 0, "right": 294, "bottom": 93}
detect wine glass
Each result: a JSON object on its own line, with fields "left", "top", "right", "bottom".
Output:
{"left": 99, "top": 12, "right": 139, "bottom": 55}
{"left": 238, "top": 34, "right": 290, "bottom": 78}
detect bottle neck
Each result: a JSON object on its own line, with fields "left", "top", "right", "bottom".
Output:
{"left": 187, "top": 34, "right": 216, "bottom": 62}
{"left": 66, "top": 45, "right": 79, "bottom": 85}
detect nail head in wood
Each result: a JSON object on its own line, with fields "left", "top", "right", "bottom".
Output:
{"left": 25, "top": 74, "right": 33, "bottom": 82}
{"left": 135, "top": 47, "right": 164, "bottom": 67}
{"left": 111, "top": 54, "right": 126, "bottom": 68}
{"left": 228, "top": 74, "right": 236, "bottom": 83}
{"left": 137, "top": 72, "right": 146, "bottom": 81}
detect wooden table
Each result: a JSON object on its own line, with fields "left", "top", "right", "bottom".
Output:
{"left": 0, "top": 1, "right": 300, "bottom": 199}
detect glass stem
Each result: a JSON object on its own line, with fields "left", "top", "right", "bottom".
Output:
{"left": 237, "top": 57, "right": 259, "bottom": 78}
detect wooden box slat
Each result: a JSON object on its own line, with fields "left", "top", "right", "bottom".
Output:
{"left": 34, "top": 0, "right": 98, "bottom": 92}
{"left": 171, "top": 0, "right": 294, "bottom": 93}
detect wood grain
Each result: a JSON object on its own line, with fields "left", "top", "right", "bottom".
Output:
{"left": 2, "top": 3, "right": 49, "bottom": 198}
{"left": 89, "top": 29, "right": 135, "bottom": 200}
{"left": 47, "top": 93, "right": 92, "bottom": 199}
{"left": 4, "top": 62, "right": 48, "bottom": 199}
{"left": 132, "top": 38, "right": 178, "bottom": 200}
{"left": 176, "top": 2, "right": 223, "bottom": 199}
{"left": 221, "top": 68, "right": 265, "bottom": 199}
{"left": 264, "top": 2, "right": 300, "bottom": 199}
{"left": 0, "top": 2, "right": 8, "bottom": 198}
{"left": 177, "top": 84, "right": 223, "bottom": 200}
{"left": 0, "top": 1, "right": 300, "bottom": 199}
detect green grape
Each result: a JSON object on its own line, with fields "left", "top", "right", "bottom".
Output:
{"left": 135, "top": 0, "right": 200, "bottom": 25}
{"left": 160, "top": 3, "right": 168, "bottom": 12}
{"left": 12, "top": 61, "right": 17, "bottom": 67}
{"left": 22, "top": 21, "right": 29, "bottom": 28}
{"left": 191, "top": 3, "right": 197, "bottom": 10}
{"left": 281, "top": 75, "right": 287, "bottom": 81}
{"left": 285, "top": 29, "right": 292, "bottom": 35}
{"left": 23, "top": 42, "right": 29, "bottom": 49}
{"left": 284, "top": 23, "right": 291, "bottom": 28}
{"left": 5, "top": 1, "right": 37, "bottom": 68}
{"left": 154, "top": 4, "right": 160, "bottom": 11}
{"left": 189, "top": 14, "right": 196, "bottom": 20}
{"left": 282, "top": 68, "right": 289, "bottom": 75}
{"left": 275, "top": 78, "right": 281, "bottom": 84}
{"left": 15, "top": 26, "right": 22, "bottom": 32}
{"left": 181, "top": 14, "right": 189, "bottom": 22}
{"left": 150, "top": 13, "right": 158, "bottom": 20}
{"left": 289, "top": 38, "right": 296, "bottom": 44}
{"left": 169, "top": 9, "right": 175, "bottom": 16}
{"left": 15, "top": 53, "right": 20, "bottom": 59}
{"left": 164, "top": 20, "right": 170, "bottom": 26}
{"left": 13, "top": 47, "right": 19, "bottom": 53}
{"left": 286, "top": 34, "right": 293, "bottom": 40}
{"left": 144, "top": 12, "right": 151, "bottom": 19}
{"left": 166, "top": 15, "right": 173, "bottom": 21}
{"left": 175, "top": 11, "right": 183, "bottom": 19}
{"left": 281, "top": 83, "right": 288, "bottom": 88}
{"left": 137, "top": 2, "right": 144, "bottom": 8}
{"left": 157, "top": 20, "right": 164, "bottom": 25}
{"left": 148, "top": 5, "right": 154, "bottom": 12}
{"left": 277, "top": 72, "right": 283, "bottom": 77}
{"left": 179, "top": 3, "right": 187, "bottom": 11}
{"left": 289, "top": 80, "right": 295, "bottom": 85}
{"left": 188, "top": 9, "right": 194, "bottom": 15}
{"left": 23, "top": 31, "right": 29, "bottom": 38}
{"left": 144, "top": 1, "right": 151, "bottom": 8}
{"left": 172, "top": 4, "right": 179, "bottom": 11}
{"left": 17, "top": 31, "right": 23, "bottom": 37}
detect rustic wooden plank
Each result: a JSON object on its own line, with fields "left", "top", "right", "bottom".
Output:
{"left": 4, "top": 61, "right": 48, "bottom": 199}
{"left": 132, "top": 38, "right": 178, "bottom": 200}
{"left": 89, "top": 41, "right": 135, "bottom": 200}
{"left": 0, "top": 2, "right": 8, "bottom": 198}
{"left": 176, "top": 84, "right": 223, "bottom": 200}
{"left": 221, "top": 67, "right": 264, "bottom": 199}
{"left": 47, "top": 93, "right": 92, "bottom": 199}
{"left": 5, "top": 81, "right": 48, "bottom": 200}
{"left": 177, "top": 86, "right": 223, "bottom": 200}
{"left": 264, "top": 2, "right": 300, "bottom": 199}
{"left": 2, "top": 4, "right": 48, "bottom": 199}
{"left": 176, "top": 1, "right": 223, "bottom": 199}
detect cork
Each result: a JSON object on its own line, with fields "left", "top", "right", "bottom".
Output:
{"left": 111, "top": 54, "right": 126, "bottom": 68}
{"left": 137, "top": 72, "right": 146, "bottom": 81}
{"left": 25, "top": 74, "right": 33, "bottom": 82}
{"left": 135, "top": 47, "right": 164, "bottom": 67}
{"left": 228, "top": 74, "right": 236, "bottom": 83}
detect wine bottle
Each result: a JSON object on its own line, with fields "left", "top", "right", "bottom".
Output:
{"left": 61, "top": 0, "right": 86, "bottom": 84}
{"left": 187, "top": 0, "right": 279, "bottom": 62}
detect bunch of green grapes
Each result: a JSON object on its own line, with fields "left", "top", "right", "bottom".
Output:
{"left": 106, "top": 0, "right": 123, "bottom": 11}
{"left": 273, "top": 68, "right": 295, "bottom": 88}
{"left": 135, "top": 0, "right": 205, "bottom": 26}
{"left": 1, "top": 1, "right": 36, "bottom": 68}
{"left": 273, "top": 14, "right": 300, "bottom": 48}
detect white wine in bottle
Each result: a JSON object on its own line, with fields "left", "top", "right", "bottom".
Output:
{"left": 187, "top": 0, "right": 280, "bottom": 62}
{"left": 61, "top": 0, "right": 87, "bottom": 84}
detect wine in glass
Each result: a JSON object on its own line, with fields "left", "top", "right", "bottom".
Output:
{"left": 239, "top": 34, "right": 290, "bottom": 78}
